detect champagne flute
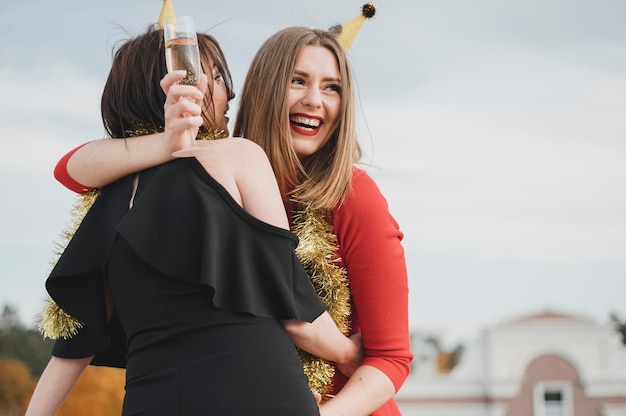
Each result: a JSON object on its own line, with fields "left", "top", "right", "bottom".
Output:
{"left": 163, "top": 16, "right": 205, "bottom": 157}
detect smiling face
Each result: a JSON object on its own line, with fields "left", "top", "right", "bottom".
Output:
{"left": 288, "top": 45, "right": 342, "bottom": 160}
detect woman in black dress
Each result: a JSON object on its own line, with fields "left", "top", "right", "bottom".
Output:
{"left": 26, "top": 26, "right": 360, "bottom": 416}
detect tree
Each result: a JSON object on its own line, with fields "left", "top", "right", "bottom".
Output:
{"left": 610, "top": 312, "right": 626, "bottom": 345}
{"left": 0, "top": 303, "right": 55, "bottom": 377}
{"left": 0, "top": 358, "right": 35, "bottom": 416}
{"left": 0, "top": 305, "right": 125, "bottom": 414}
{"left": 0, "top": 305, "right": 21, "bottom": 331}
{"left": 56, "top": 366, "right": 125, "bottom": 416}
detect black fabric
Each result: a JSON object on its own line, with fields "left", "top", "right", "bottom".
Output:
{"left": 47, "top": 158, "right": 325, "bottom": 372}
{"left": 108, "top": 236, "right": 319, "bottom": 415}
{"left": 51, "top": 311, "right": 127, "bottom": 368}
{"left": 117, "top": 159, "right": 324, "bottom": 321}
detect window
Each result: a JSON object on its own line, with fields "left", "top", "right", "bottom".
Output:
{"left": 533, "top": 382, "right": 573, "bottom": 416}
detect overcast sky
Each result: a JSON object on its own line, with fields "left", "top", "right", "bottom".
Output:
{"left": 1, "top": 0, "right": 625, "bottom": 347}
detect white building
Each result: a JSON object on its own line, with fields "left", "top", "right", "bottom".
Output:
{"left": 397, "top": 310, "right": 626, "bottom": 416}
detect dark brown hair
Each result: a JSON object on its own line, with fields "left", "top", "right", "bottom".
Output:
{"left": 101, "top": 28, "right": 232, "bottom": 138}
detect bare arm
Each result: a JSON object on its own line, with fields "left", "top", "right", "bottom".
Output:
{"left": 319, "top": 365, "right": 396, "bottom": 416}
{"left": 62, "top": 71, "right": 206, "bottom": 189}
{"left": 283, "top": 308, "right": 396, "bottom": 416}
{"left": 282, "top": 312, "right": 362, "bottom": 375}
{"left": 25, "top": 356, "right": 92, "bottom": 416}
{"left": 64, "top": 133, "right": 172, "bottom": 188}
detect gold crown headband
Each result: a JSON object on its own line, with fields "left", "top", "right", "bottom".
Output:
{"left": 335, "top": 3, "right": 376, "bottom": 51}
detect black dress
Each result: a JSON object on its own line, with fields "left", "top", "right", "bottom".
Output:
{"left": 47, "top": 158, "right": 325, "bottom": 415}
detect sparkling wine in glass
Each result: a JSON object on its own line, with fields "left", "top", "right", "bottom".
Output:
{"left": 163, "top": 16, "right": 205, "bottom": 157}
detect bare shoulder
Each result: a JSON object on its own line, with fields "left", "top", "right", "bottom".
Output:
{"left": 194, "top": 137, "right": 272, "bottom": 187}
{"left": 193, "top": 137, "right": 282, "bottom": 217}
{"left": 196, "top": 137, "right": 264, "bottom": 162}
{"left": 222, "top": 137, "right": 267, "bottom": 161}
{"left": 193, "top": 136, "right": 257, "bottom": 158}
{"left": 221, "top": 136, "right": 259, "bottom": 149}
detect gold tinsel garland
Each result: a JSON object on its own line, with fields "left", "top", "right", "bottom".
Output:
{"left": 292, "top": 204, "right": 351, "bottom": 398}
{"left": 38, "top": 189, "right": 100, "bottom": 339}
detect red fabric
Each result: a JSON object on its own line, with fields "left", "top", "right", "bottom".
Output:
{"left": 328, "top": 168, "right": 413, "bottom": 415}
{"left": 54, "top": 143, "right": 95, "bottom": 194}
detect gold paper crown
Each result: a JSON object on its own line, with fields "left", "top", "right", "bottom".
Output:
{"left": 157, "top": 0, "right": 176, "bottom": 29}
{"left": 334, "top": 3, "right": 376, "bottom": 51}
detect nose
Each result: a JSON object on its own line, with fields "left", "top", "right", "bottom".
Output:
{"left": 302, "top": 86, "right": 322, "bottom": 108}
{"left": 228, "top": 88, "right": 236, "bottom": 101}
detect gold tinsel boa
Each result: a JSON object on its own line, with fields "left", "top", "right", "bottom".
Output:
{"left": 39, "top": 189, "right": 99, "bottom": 339}
{"left": 292, "top": 204, "right": 351, "bottom": 398}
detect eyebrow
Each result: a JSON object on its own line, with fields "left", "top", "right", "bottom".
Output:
{"left": 293, "top": 69, "right": 342, "bottom": 84}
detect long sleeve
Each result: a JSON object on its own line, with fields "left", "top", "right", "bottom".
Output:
{"left": 53, "top": 143, "right": 95, "bottom": 194}
{"left": 331, "top": 168, "right": 413, "bottom": 394}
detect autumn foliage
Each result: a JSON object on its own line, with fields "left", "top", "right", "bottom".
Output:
{"left": 0, "top": 360, "right": 125, "bottom": 416}
{"left": 0, "top": 359, "right": 35, "bottom": 416}
{"left": 0, "top": 304, "right": 126, "bottom": 415}
{"left": 54, "top": 366, "right": 125, "bottom": 416}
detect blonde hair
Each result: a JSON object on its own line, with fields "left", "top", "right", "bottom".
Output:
{"left": 233, "top": 27, "right": 361, "bottom": 210}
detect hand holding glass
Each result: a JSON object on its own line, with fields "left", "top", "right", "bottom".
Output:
{"left": 163, "top": 16, "right": 205, "bottom": 157}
